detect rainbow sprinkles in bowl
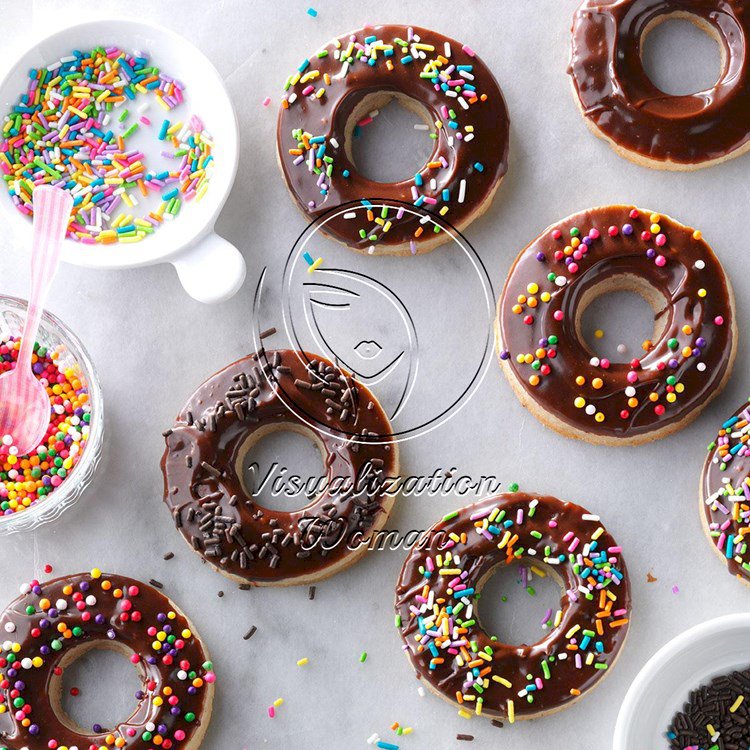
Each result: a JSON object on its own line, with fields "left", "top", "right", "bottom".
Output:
{"left": 0, "top": 45, "right": 213, "bottom": 245}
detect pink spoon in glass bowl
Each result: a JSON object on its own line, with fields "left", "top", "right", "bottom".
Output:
{"left": 0, "top": 186, "right": 73, "bottom": 456}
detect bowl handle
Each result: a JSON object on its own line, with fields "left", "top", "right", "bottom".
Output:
{"left": 172, "top": 232, "right": 246, "bottom": 304}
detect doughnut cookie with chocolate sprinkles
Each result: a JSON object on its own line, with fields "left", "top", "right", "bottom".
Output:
{"left": 161, "top": 350, "right": 399, "bottom": 586}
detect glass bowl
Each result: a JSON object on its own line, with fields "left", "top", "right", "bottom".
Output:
{"left": 0, "top": 295, "right": 103, "bottom": 534}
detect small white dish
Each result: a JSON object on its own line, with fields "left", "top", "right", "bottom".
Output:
{"left": 614, "top": 613, "right": 750, "bottom": 749}
{"left": 0, "top": 18, "right": 245, "bottom": 303}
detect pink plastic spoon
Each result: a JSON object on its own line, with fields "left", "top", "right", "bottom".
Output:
{"left": 0, "top": 186, "right": 73, "bottom": 455}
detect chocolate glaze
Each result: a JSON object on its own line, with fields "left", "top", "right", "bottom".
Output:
{"left": 277, "top": 24, "right": 509, "bottom": 250}
{"left": 569, "top": 0, "right": 750, "bottom": 167}
{"left": 701, "top": 398, "right": 750, "bottom": 581}
{"left": 0, "top": 572, "right": 212, "bottom": 749}
{"left": 497, "top": 206, "right": 735, "bottom": 441}
{"left": 395, "top": 493, "right": 630, "bottom": 720}
{"left": 161, "top": 350, "right": 398, "bottom": 585}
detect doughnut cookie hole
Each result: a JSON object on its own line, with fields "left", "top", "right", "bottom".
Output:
{"left": 641, "top": 12, "right": 726, "bottom": 96}
{"left": 348, "top": 92, "right": 436, "bottom": 184}
{"left": 52, "top": 641, "right": 142, "bottom": 736}
{"left": 238, "top": 423, "right": 328, "bottom": 513}
{"left": 477, "top": 558, "right": 566, "bottom": 649}
{"left": 574, "top": 273, "right": 669, "bottom": 363}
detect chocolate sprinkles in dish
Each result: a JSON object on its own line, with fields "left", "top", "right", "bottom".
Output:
{"left": 161, "top": 349, "right": 399, "bottom": 586}
{"left": 667, "top": 666, "right": 750, "bottom": 749}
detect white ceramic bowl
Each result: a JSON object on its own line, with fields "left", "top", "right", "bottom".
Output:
{"left": 0, "top": 18, "right": 245, "bottom": 303}
{"left": 614, "top": 613, "right": 750, "bottom": 749}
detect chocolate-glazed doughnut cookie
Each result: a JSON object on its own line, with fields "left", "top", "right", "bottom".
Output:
{"left": 569, "top": 1, "right": 750, "bottom": 170}
{"left": 496, "top": 206, "right": 736, "bottom": 445}
{"left": 277, "top": 24, "right": 510, "bottom": 254}
{"left": 395, "top": 493, "right": 631, "bottom": 722}
{"left": 701, "top": 397, "right": 750, "bottom": 584}
{"left": 0, "top": 570, "right": 214, "bottom": 750}
{"left": 162, "top": 350, "right": 399, "bottom": 586}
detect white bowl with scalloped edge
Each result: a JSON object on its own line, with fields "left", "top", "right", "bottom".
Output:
{"left": 0, "top": 18, "right": 244, "bottom": 303}
{"left": 614, "top": 613, "right": 750, "bottom": 749}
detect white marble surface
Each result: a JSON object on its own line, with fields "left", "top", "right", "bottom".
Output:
{"left": 0, "top": 1, "right": 748, "bottom": 748}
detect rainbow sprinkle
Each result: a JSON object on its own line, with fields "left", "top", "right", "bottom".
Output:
{"left": 0, "top": 336, "right": 91, "bottom": 514}
{"left": 0, "top": 46, "right": 214, "bottom": 245}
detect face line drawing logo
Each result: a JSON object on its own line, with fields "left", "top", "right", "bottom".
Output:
{"left": 301, "top": 267, "right": 419, "bottom": 421}
{"left": 307, "top": 301, "right": 406, "bottom": 378}
{"left": 252, "top": 271, "right": 374, "bottom": 441}
{"left": 353, "top": 340, "right": 384, "bottom": 361}
{"left": 304, "top": 286, "right": 394, "bottom": 372}
{"left": 303, "top": 281, "right": 403, "bottom": 377}
{"left": 252, "top": 199, "right": 496, "bottom": 444}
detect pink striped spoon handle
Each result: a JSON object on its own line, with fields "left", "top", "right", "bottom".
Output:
{"left": 17, "top": 186, "right": 73, "bottom": 369}
{"left": 3, "top": 186, "right": 72, "bottom": 452}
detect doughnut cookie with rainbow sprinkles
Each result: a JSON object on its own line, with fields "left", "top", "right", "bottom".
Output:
{"left": 276, "top": 24, "right": 509, "bottom": 255}
{"left": 394, "top": 492, "right": 631, "bottom": 722}
{"left": 701, "top": 397, "right": 750, "bottom": 584}
{"left": 0, "top": 570, "right": 214, "bottom": 750}
{"left": 0, "top": 46, "right": 213, "bottom": 245}
{"left": 496, "top": 206, "right": 736, "bottom": 445}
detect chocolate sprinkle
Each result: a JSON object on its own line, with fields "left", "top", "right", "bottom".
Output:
{"left": 308, "top": 585, "right": 316, "bottom": 600}
{"left": 163, "top": 552, "right": 174, "bottom": 561}
{"left": 148, "top": 579, "right": 164, "bottom": 589}
{"left": 457, "top": 734, "right": 474, "bottom": 742}
{"left": 243, "top": 626, "right": 257, "bottom": 641}
{"left": 667, "top": 666, "right": 750, "bottom": 749}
